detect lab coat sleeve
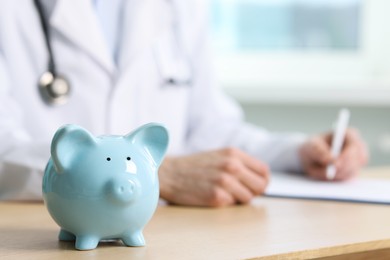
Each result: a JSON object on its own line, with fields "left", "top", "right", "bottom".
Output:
{"left": 0, "top": 52, "right": 48, "bottom": 201}
{"left": 183, "top": 1, "right": 306, "bottom": 172}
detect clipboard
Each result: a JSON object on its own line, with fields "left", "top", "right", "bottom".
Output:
{"left": 265, "top": 171, "right": 390, "bottom": 205}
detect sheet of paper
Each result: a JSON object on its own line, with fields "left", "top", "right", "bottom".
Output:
{"left": 265, "top": 172, "right": 390, "bottom": 205}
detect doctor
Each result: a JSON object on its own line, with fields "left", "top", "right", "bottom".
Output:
{"left": 0, "top": 0, "right": 368, "bottom": 206}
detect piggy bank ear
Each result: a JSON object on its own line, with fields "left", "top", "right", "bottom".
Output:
{"left": 51, "top": 124, "right": 97, "bottom": 173}
{"left": 125, "top": 123, "right": 169, "bottom": 166}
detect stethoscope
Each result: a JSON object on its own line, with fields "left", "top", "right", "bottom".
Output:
{"left": 34, "top": 0, "right": 71, "bottom": 106}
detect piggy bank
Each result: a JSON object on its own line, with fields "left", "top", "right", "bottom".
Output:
{"left": 42, "top": 123, "right": 169, "bottom": 250}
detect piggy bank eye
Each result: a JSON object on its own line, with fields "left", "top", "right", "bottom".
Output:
{"left": 126, "top": 157, "right": 131, "bottom": 161}
{"left": 106, "top": 157, "right": 111, "bottom": 161}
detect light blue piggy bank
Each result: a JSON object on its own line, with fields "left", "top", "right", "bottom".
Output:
{"left": 42, "top": 123, "right": 169, "bottom": 250}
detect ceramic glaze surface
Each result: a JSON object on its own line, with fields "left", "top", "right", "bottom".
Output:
{"left": 42, "top": 123, "right": 169, "bottom": 250}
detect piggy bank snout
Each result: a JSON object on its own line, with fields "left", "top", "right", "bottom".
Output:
{"left": 106, "top": 177, "right": 140, "bottom": 204}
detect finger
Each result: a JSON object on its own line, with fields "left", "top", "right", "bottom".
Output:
{"left": 359, "top": 141, "right": 369, "bottom": 166}
{"left": 323, "top": 131, "right": 333, "bottom": 145}
{"left": 343, "top": 128, "right": 360, "bottom": 146}
{"left": 343, "top": 128, "right": 369, "bottom": 166}
{"left": 334, "top": 160, "right": 358, "bottom": 181}
{"left": 218, "top": 173, "right": 254, "bottom": 204}
{"left": 307, "top": 137, "right": 334, "bottom": 166}
{"left": 333, "top": 149, "right": 360, "bottom": 181}
{"left": 224, "top": 158, "right": 269, "bottom": 195}
{"left": 207, "top": 186, "right": 235, "bottom": 207}
{"left": 181, "top": 179, "right": 236, "bottom": 207}
{"left": 223, "top": 148, "right": 269, "bottom": 179}
{"left": 335, "top": 135, "right": 365, "bottom": 177}
{"left": 305, "top": 164, "right": 329, "bottom": 181}
{"left": 334, "top": 162, "right": 357, "bottom": 181}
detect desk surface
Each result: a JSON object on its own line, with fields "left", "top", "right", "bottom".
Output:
{"left": 1, "top": 168, "right": 390, "bottom": 260}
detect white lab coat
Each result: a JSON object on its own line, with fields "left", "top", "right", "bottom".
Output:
{"left": 0, "top": 0, "right": 305, "bottom": 200}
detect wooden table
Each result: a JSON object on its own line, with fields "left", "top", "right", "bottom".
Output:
{"left": 1, "top": 168, "right": 390, "bottom": 259}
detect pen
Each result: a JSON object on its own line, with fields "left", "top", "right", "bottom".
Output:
{"left": 326, "top": 108, "right": 350, "bottom": 180}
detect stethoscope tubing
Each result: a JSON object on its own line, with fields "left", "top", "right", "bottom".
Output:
{"left": 33, "top": 0, "right": 71, "bottom": 106}
{"left": 34, "top": 0, "right": 56, "bottom": 76}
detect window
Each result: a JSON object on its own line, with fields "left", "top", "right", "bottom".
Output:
{"left": 210, "top": 0, "right": 390, "bottom": 105}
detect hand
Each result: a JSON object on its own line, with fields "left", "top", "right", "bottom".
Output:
{"left": 158, "top": 148, "right": 269, "bottom": 207}
{"left": 299, "top": 128, "right": 369, "bottom": 181}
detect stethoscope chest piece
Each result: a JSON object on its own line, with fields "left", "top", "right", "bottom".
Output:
{"left": 38, "top": 71, "right": 71, "bottom": 106}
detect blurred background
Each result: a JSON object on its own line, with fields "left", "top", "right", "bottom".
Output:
{"left": 210, "top": 0, "right": 390, "bottom": 166}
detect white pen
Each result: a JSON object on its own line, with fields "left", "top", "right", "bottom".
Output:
{"left": 326, "top": 109, "right": 350, "bottom": 180}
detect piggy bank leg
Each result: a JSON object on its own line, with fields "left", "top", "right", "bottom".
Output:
{"left": 75, "top": 235, "right": 100, "bottom": 250}
{"left": 59, "top": 229, "right": 76, "bottom": 241}
{"left": 121, "top": 230, "right": 145, "bottom": 247}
